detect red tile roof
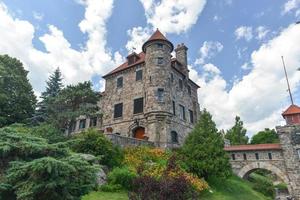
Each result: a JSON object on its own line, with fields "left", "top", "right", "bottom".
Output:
{"left": 282, "top": 104, "right": 300, "bottom": 116}
{"left": 103, "top": 52, "right": 145, "bottom": 78}
{"left": 224, "top": 143, "right": 282, "bottom": 151}
{"left": 142, "top": 29, "right": 174, "bottom": 52}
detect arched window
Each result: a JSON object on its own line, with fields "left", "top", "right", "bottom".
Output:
{"left": 171, "top": 131, "right": 178, "bottom": 143}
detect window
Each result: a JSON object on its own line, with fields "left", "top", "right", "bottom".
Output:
{"left": 157, "top": 43, "right": 163, "bottom": 49}
{"left": 89, "top": 117, "right": 97, "bottom": 127}
{"left": 136, "top": 70, "right": 143, "bottom": 81}
{"left": 231, "top": 154, "right": 236, "bottom": 160}
{"left": 117, "top": 77, "right": 123, "bottom": 88}
{"left": 297, "top": 149, "right": 300, "bottom": 159}
{"left": 179, "top": 79, "right": 183, "bottom": 90}
{"left": 133, "top": 98, "right": 144, "bottom": 114}
{"left": 157, "top": 57, "right": 164, "bottom": 65}
{"left": 187, "top": 85, "right": 191, "bottom": 95}
{"left": 171, "top": 131, "right": 178, "bottom": 143}
{"left": 179, "top": 104, "right": 185, "bottom": 120}
{"left": 170, "top": 73, "right": 174, "bottom": 82}
{"left": 157, "top": 88, "right": 164, "bottom": 102}
{"left": 68, "top": 121, "right": 76, "bottom": 133}
{"left": 79, "top": 119, "right": 86, "bottom": 129}
{"left": 172, "top": 101, "right": 176, "bottom": 116}
{"left": 255, "top": 153, "right": 259, "bottom": 160}
{"left": 114, "top": 103, "right": 123, "bottom": 118}
{"left": 243, "top": 153, "right": 247, "bottom": 160}
{"left": 268, "top": 152, "right": 272, "bottom": 160}
{"left": 189, "top": 110, "right": 194, "bottom": 123}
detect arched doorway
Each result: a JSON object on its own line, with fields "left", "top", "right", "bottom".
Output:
{"left": 133, "top": 127, "right": 145, "bottom": 140}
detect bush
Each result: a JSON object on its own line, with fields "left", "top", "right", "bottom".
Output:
{"left": 249, "top": 173, "right": 275, "bottom": 198}
{"left": 99, "top": 184, "right": 123, "bottom": 192}
{"left": 3, "top": 155, "right": 98, "bottom": 200}
{"left": 274, "top": 182, "right": 288, "bottom": 190}
{"left": 129, "top": 175, "right": 199, "bottom": 200}
{"left": 107, "top": 167, "right": 137, "bottom": 190}
{"left": 31, "top": 123, "right": 66, "bottom": 143}
{"left": 70, "top": 129, "right": 123, "bottom": 168}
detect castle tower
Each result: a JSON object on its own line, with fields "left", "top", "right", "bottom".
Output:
{"left": 282, "top": 104, "right": 300, "bottom": 125}
{"left": 142, "top": 29, "right": 174, "bottom": 144}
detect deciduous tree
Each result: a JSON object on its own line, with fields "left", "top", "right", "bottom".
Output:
{"left": 225, "top": 116, "right": 249, "bottom": 145}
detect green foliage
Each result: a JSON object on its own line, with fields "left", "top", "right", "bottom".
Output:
{"left": 225, "top": 116, "right": 249, "bottom": 145}
{"left": 274, "top": 182, "right": 288, "bottom": 190}
{"left": 0, "top": 55, "right": 37, "bottom": 127}
{"left": 33, "top": 68, "right": 64, "bottom": 124}
{"left": 251, "top": 128, "right": 279, "bottom": 144}
{"left": 47, "top": 81, "right": 99, "bottom": 132}
{"left": 30, "top": 123, "right": 66, "bottom": 143}
{"left": 248, "top": 173, "right": 275, "bottom": 198}
{"left": 70, "top": 129, "right": 123, "bottom": 168}
{"left": 107, "top": 167, "right": 137, "bottom": 190}
{"left": 180, "top": 109, "right": 232, "bottom": 179}
{"left": 82, "top": 191, "right": 129, "bottom": 200}
{"left": 99, "top": 184, "right": 123, "bottom": 192}
{"left": 4, "top": 155, "right": 98, "bottom": 200}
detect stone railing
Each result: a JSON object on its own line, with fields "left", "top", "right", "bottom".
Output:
{"left": 105, "top": 133, "right": 180, "bottom": 149}
{"left": 105, "top": 133, "right": 155, "bottom": 147}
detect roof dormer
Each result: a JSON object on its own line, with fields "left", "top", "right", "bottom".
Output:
{"left": 127, "top": 52, "right": 140, "bottom": 65}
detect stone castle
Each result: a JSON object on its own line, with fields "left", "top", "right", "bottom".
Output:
{"left": 98, "top": 29, "right": 200, "bottom": 147}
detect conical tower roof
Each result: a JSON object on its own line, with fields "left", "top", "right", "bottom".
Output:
{"left": 142, "top": 29, "right": 173, "bottom": 52}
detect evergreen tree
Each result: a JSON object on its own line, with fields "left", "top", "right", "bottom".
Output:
{"left": 180, "top": 109, "right": 231, "bottom": 179}
{"left": 33, "top": 68, "right": 63, "bottom": 123}
{"left": 251, "top": 128, "right": 279, "bottom": 144}
{"left": 0, "top": 55, "right": 36, "bottom": 127}
{"left": 225, "top": 116, "right": 249, "bottom": 145}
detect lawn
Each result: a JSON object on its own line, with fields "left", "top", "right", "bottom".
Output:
{"left": 81, "top": 191, "right": 128, "bottom": 200}
{"left": 200, "top": 176, "right": 272, "bottom": 200}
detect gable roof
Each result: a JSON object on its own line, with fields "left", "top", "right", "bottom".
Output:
{"left": 224, "top": 143, "right": 282, "bottom": 151}
{"left": 282, "top": 104, "right": 300, "bottom": 116}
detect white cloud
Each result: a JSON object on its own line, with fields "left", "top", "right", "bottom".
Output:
{"left": 138, "top": 0, "right": 206, "bottom": 34}
{"left": 125, "top": 26, "right": 151, "bottom": 52}
{"left": 195, "top": 41, "right": 223, "bottom": 65}
{"left": 235, "top": 26, "right": 253, "bottom": 41}
{"left": 0, "top": 0, "right": 123, "bottom": 95}
{"left": 213, "top": 15, "right": 220, "bottom": 22}
{"left": 241, "top": 62, "right": 251, "bottom": 70}
{"left": 255, "top": 26, "right": 269, "bottom": 40}
{"left": 282, "top": 0, "right": 300, "bottom": 15}
{"left": 125, "top": 0, "right": 207, "bottom": 53}
{"left": 190, "top": 24, "right": 300, "bottom": 136}
{"left": 33, "top": 11, "right": 44, "bottom": 21}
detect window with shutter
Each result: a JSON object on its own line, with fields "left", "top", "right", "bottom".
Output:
{"left": 114, "top": 103, "right": 123, "bottom": 118}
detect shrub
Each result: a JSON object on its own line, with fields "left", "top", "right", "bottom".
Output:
{"left": 31, "top": 123, "right": 66, "bottom": 143}
{"left": 2, "top": 155, "right": 99, "bottom": 200}
{"left": 107, "top": 167, "right": 137, "bottom": 190}
{"left": 70, "top": 129, "right": 123, "bottom": 168}
{"left": 129, "top": 175, "right": 199, "bottom": 200}
{"left": 274, "top": 182, "right": 288, "bottom": 190}
{"left": 99, "top": 184, "right": 123, "bottom": 192}
{"left": 249, "top": 173, "right": 275, "bottom": 198}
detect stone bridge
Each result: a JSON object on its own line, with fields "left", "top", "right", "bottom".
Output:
{"left": 225, "top": 125, "right": 300, "bottom": 199}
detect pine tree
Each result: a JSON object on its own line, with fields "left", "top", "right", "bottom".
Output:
{"left": 180, "top": 109, "right": 232, "bottom": 179}
{"left": 33, "top": 68, "right": 63, "bottom": 123}
{"left": 0, "top": 55, "right": 37, "bottom": 127}
{"left": 225, "top": 116, "right": 249, "bottom": 145}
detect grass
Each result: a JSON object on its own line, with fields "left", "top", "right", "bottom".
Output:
{"left": 200, "top": 176, "right": 272, "bottom": 200}
{"left": 81, "top": 191, "right": 129, "bottom": 200}
{"left": 82, "top": 176, "right": 271, "bottom": 200}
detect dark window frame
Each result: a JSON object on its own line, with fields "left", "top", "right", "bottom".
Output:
{"left": 157, "top": 88, "right": 164, "bottom": 102}
{"left": 179, "top": 104, "right": 185, "bottom": 120}
{"left": 136, "top": 69, "right": 143, "bottom": 81}
{"left": 297, "top": 149, "right": 300, "bottom": 159}
{"left": 133, "top": 97, "right": 144, "bottom": 114}
{"left": 243, "top": 153, "right": 247, "bottom": 160}
{"left": 179, "top": 79, "right": 183, "bottom": 90}
{"left": 114, "top": 103, "right": 123, "bottom": 118}
{"left": 171, "top": 131, "right": 178, "bottom": 143}
{"left": 268, "top": 152, "right": 272, "bottom": 160}
{"left": 189, "top": 109, "right": 194, "bottom": 123}
{"left": 117, "top": 76, "right": 123, "bottom": 88}
{"left": 187, "top": 85, "right": 191, "bottom": 95}
{"left": 157, "top": 43, "right": 163, "bottom": 49}
{"left": 255, "top": 153, "right": 259, "bottom": 160}
{"left": 157, "top": 57, "right": 164, "bottom": 65}
{"left": 172, "top": 101, "right": 176, "bottom": 116}
{"left": 89, "top": 117, "right": 97, "bottom": 127}
{"left": 231, "top": 154, "right": 236, "bottom": 160}
{"left": 79, "top": 119, "right": 86, "bottom": 129}
{"left": 170, "top": 73, "right": 174, "bottom": 82}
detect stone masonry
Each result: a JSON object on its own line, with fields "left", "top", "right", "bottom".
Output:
{"left": 99, "top": 29, "right": 200, "bottom": 147}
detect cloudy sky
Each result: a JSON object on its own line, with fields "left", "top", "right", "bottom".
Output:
{"left": 1, "top": 0, "right": 300, "bottom": 136}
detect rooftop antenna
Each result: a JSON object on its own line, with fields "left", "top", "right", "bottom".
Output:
{"left": 281, "top": 56, "right": 294, "bottom": 105}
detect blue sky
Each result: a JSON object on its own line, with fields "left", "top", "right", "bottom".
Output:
{"left": 0, "top": 0, "right": 300, "bottom": 135}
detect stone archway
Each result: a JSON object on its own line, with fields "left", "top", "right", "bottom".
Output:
{"left": 238, "top": 162, "right": 292, "bottom": 193}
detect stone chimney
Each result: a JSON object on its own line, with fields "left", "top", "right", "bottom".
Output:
{"left": 175, "top": 43, "right": 189, "bottom": 78}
